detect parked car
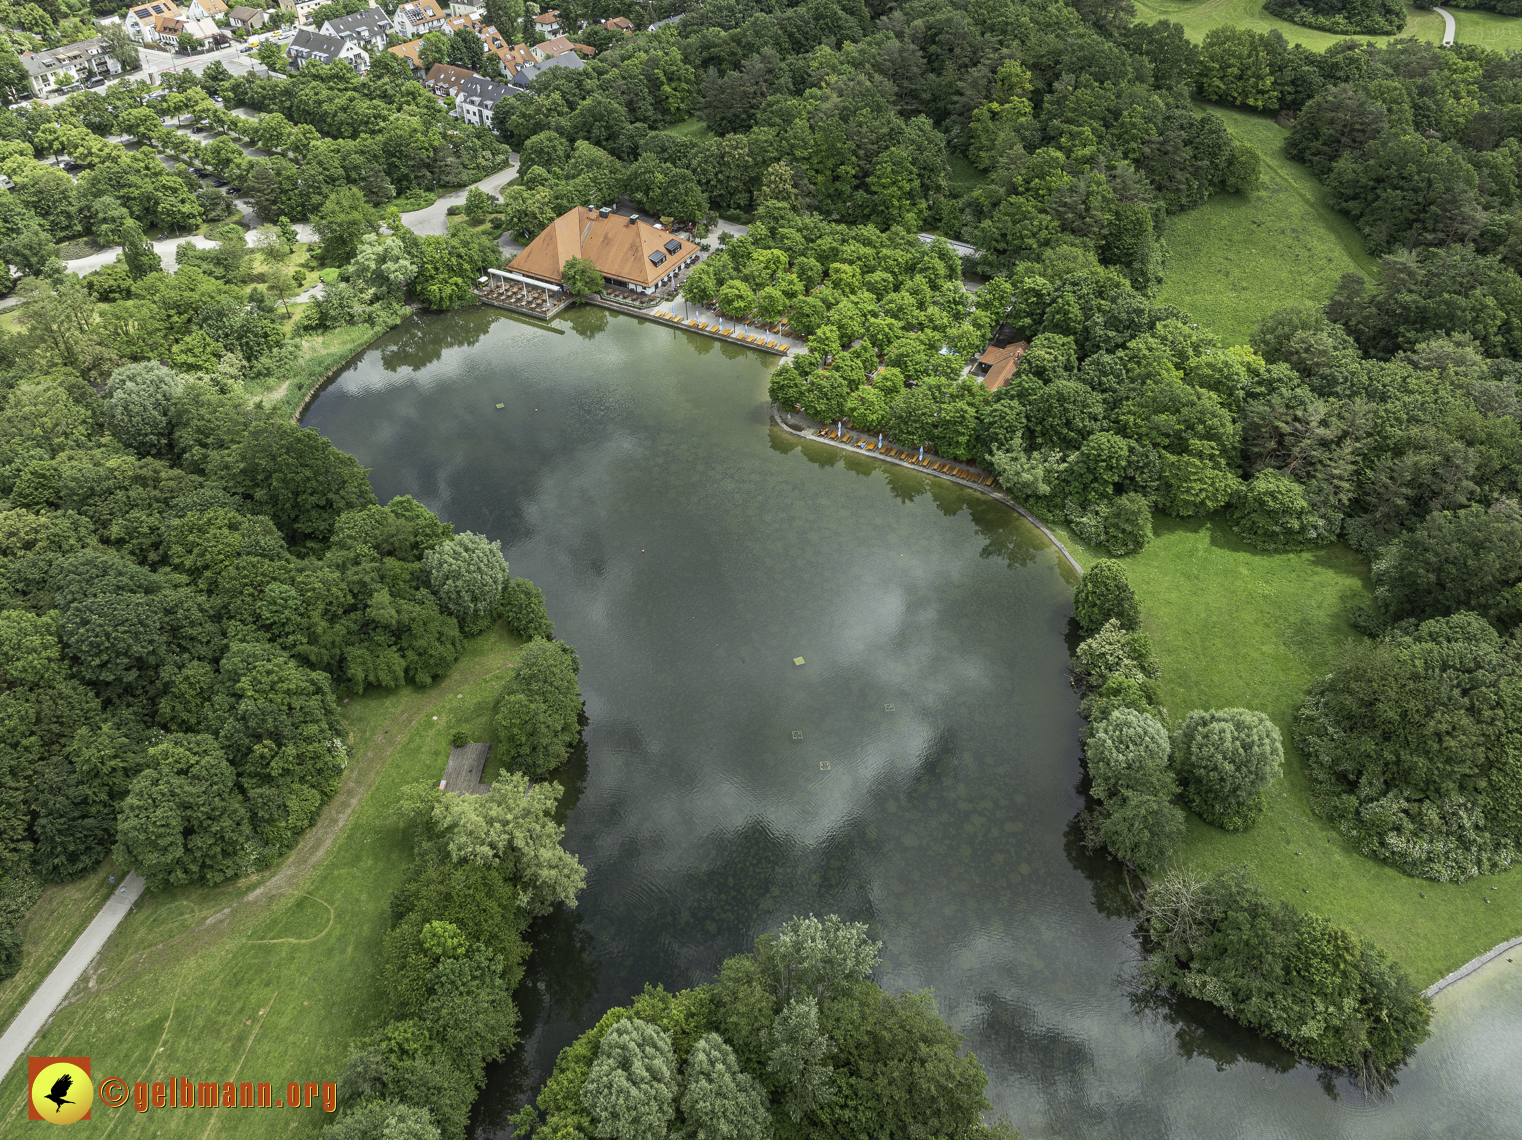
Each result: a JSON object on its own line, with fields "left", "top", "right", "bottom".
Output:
{"left": 239, "top": 45, "right": 253, "bottom": 53}
{"left": 62, "top": 162, "right": 83, "bottom": 172}
{"left": 212, "top": 95, "right": 223, "bottom": 104}
{"left": 212, "top": 178, "right": 229, "bottom": 187}
{"left": 225, "top": 186, "right": 241, "bottom": 196}
{"left": 61, "top": 84, "right": 83, "bottom": 94}
{"left": 85, "top": 76, "right": 107, "bottom": 89}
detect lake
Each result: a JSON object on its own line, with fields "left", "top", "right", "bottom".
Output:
{"left": 302, "top": 306, "right": 1522, "bottom": 1140}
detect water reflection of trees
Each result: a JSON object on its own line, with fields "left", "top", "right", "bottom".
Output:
{"left": 470, "top": 903, "right": 601, "bottom": 1137}
{"left": 377, "top": 309, "right": 498, "bottom": 373}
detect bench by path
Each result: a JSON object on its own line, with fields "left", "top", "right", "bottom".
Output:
{"left": 0, "top": 873, "right": 146, "bottom": 1082}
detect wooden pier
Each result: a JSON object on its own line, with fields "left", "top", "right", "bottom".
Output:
{"left": 440, "top": 743, "right": 493, "bottom": 796}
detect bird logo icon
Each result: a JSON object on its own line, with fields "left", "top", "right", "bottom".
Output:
{"left": 43, "top": 1074, "right": 75, "bottom": 1113}
{"left": 27, "top": 1059, "right": 93, "bottom": 1125}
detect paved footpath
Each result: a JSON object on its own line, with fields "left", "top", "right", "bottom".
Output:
{"left": 0, "top": 873, "right": 145, "bottom": 1082}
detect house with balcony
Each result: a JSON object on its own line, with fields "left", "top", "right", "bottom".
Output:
{"left": 20, "top": 38, "right": 120, "bottom": 95}
{"left": 454, "top": 71, "right": 513, "bottom": 127}
{"left": 185, "top": 0, "right": 227, "bottom": 18}
{"left": 422, "top": 60, "right": 473, "bottom": 96}
{"left": 124, "top": 0, "right": 180, "bottom": 42}
{"left": 391, "top": 0, "right": 446, "bottom": 38}
{"left": 531, "top": 8, "right": 561, "bottom": 35}
{"left": 287, "top": 27, "right": 369, "bottom": 71}
{"left": 321, "top": 7, "right": 391, "bottom": 50}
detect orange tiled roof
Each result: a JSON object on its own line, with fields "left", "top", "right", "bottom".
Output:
{"left": 977, "top": 341, "right": 1026, "bottom": 391}
{"left": 387, "top": 38, "right": 424, "bottom": 67}
{"left": 510, "top": 207, "right": 700, "bottom": 289}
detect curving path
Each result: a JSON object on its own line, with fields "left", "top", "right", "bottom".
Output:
{"left": 1434, "top": 5, "right": 1456, "bottom": 44}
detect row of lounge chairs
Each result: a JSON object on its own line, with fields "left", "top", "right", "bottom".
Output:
{"left": 651, "top": 310, "right": 789, "bottom": 351}
{"left": 812, "top": 429, "right": 1000, "bottom": 485}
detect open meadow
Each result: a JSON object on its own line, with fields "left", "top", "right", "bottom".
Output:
{"left": 1050, "top": 515, "right": 1522, "bottom": 986}
{"left": 0, "top": 627, "right": 523, "bottom": 1138}
{"left": 1158, "top": 104, "right": 1378, "bottom": 346}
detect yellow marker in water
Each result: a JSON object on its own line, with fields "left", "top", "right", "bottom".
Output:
{"left": 793, "top": 657, "right": 805, "bottom": 665}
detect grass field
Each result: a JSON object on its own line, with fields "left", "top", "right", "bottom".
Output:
{"left": 1158, "top": 103, "right": 1378, "bottom": 346}
{"left": 1048, "top": 515, "right": 1521, "bottom": 986}
{"left": 1132, "top": 0, "right": 1446, "bottom": 46}
{"left": 1131, "top": 0, "right": 1522, "bottom": 51}
{"left": 0, "top": 625, "right": 523, "bottom": 1138}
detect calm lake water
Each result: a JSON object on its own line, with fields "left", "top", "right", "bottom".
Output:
{"left": 303, "top": 307, "right": 1522, "bottom": 1140}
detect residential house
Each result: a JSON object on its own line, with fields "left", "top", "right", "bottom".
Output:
{"left": 227, "top": 5, "right": 265, "bottom": 28}
{"left": 287, "top": 27, "right": 369, "bottom": 70}
{"left": 124, "top": 0, "right": 181, "bottom": 43}
{"left": 184, "top": 0, "right": 226, "bottom": 17}
{"left": 491, "top": 37, "right": 534, "bottom": 75}
{"left": 158, "top": 15, "right": 225, "bottom": 45}
{"left": 534, "top": 34, "right": 592, "bottom": 59}
{"left": 19, "top": 37, "right": 120, "bottom": 95}
{"left": 320, "top": 7, "right": 391, "bottom": 50}
{"left": 454, "top": 71, "right": 513, "bottom": 127}
{"left": 445, "top": 1, "right": 479, "bottom": 13}
{"left": 386, "top": 37, "right": 426, "bottom": 73}
{"left": 391, "top": 0, "right": 446, "bottom": 38}
{"left": 422, "top": 61, "right": 473, "bottom": 96}
{"left": 601, "top": 15, "right": 633, "bottom": 33}
{"left": 646, "top": 14, "right": 679, "bottom": 31}
{"left": 531, "top": 8, "right": 560, "bottom": 35}
{"left": 276, "top": 0, "right": 324, "bottom": 22}
{"left": 511, "top": 206, "right": 702, "bottom": 296}
{"left": 508, "top": 49, "right": 582, "bottom": 88}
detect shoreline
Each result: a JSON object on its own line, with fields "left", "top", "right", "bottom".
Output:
{"left": 1424, "top": 933, "right": 1522, "bottom": 999}
{"left": 770, "top": 405, "right": 1083, "bottom": 577}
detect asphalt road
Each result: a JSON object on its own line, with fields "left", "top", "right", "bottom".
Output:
{"left": 0, "top": 874, "right": 146, "bottom": 1083}
{"left": 1434, "top": 5, "right": 1456, "bottom": 44}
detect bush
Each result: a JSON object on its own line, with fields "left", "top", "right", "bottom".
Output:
{"left": 1173, "top": 708, "right": 1283, "bottom": 831}
{"left": 1074, "top": 559, "right": 1140, "bottom": 633}
{"left": 583, "top": 1018, "right": 679, "bottom": 1140}
{"left": 450, "top": 729, "right": 468, "bottom": 747}
{"left": 1072, "top": 620, "right": 1160, "bottom": 689}
{"left": 498, "top": 577, "right": 554, "bottom": 640}
{"left": 1229, "top": 469, "right": 1327, "bottom": 550}
{"left": 492, "top": 638, "right": 582, "bottom": 777}
{"left": 1102, "top": 493, "right": 1153, "bottom": 556}
{"left": 424, "top": 532, "right": 510, "bottom": 637}
{"left": 1081, "top": 707, "right": 1184, "bottom": 868}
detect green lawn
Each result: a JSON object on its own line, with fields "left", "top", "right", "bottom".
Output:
{"left": 1449, "top": 6, "right": 1522, "bottom": 50}
{"left": 0, "top": 626, "right": 522, "bottom": 1138}
{"left": 662, "top": 118, "right": 714, "bottom": 143}
{"left": 1158, "top": 104, "right": 1377, "bottom": 347}
{"left": 1131, "top": 0, "right": 1446, "bottom": 46}
{"left": 946, "top": 153, "right": 988, "bottom": 196}
{"left": 1048, "top": 515, "right": 1521, "bottom": 986}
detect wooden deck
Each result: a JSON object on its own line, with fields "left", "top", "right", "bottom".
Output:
{"left": 441, "top": 743, "right": 493, "bottom": 796}
{"left": 476, "top": 290, "right": 572, "bottom": 320}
